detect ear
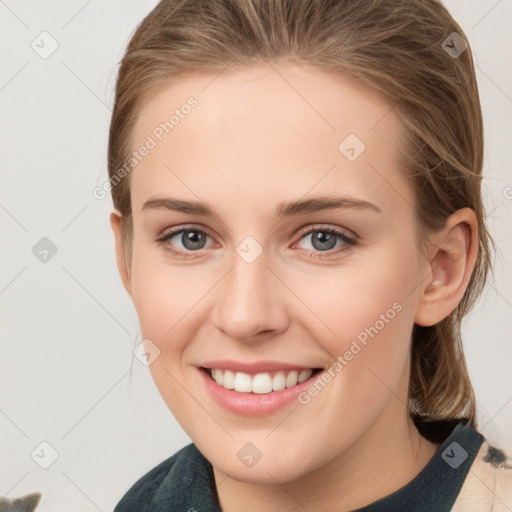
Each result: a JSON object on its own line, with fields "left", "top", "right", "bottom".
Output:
{"left": 109, "top": 210, "right": 133, "bottom": 298}
{"left": 414, "top": 207, "right": 478, "bottom": 327}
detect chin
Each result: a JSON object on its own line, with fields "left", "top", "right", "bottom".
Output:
{"left": 208, "top": 446, "right": 315, "bottom": 485}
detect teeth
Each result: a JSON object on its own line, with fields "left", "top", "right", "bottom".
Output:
{"left": 252, "top": 373, "right": 273, "bottom": 394}
{"left": 208, "top": 368, "right": 315, "bottom": 394}
{"left": 272, "top": 371, "right": 286, "bottom": 391}
{"left": 212, "top": 368, "right": 223, "bottom": 386}
{"left": 285, "top": 370, "right": 298, "bottom": 387}
{"left": 222, "top": 369, "right": 235, "bottom": 389}
{"left": 298, "top": 369, "right": 313, "bottom": 383}
{"left": 234, "top": 372, "right": 252, "bottom": 392}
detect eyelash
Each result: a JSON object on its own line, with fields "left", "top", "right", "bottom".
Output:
{"left": 156, "top": 224, "right": 358, "bottom": 259}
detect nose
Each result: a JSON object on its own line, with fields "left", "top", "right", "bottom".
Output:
{"left": 211, "top": 246, "right": 289, "bottom": 343}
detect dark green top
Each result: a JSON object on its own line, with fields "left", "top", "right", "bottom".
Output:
{"left": 113, "top": 420, "right": 483, "bottom": 511}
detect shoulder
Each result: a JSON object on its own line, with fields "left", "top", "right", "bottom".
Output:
{"left": 452, "top": 437, "right": 512, "bottom": 511}
{"left": 113, "top": 443, "right": 200, "bottom": 511}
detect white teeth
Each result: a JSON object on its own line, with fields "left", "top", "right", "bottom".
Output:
{"left": 272, "top": 371, "right": 286, "bottom": 391}
{"left": 222, "top": 369, "right": 235, "bottom": 389}
{"left": 298, "top": 369, "right": 313, "bottom": 383}
{"left": 285, "top": 370, "right": 298, "bottom": 388}
{"left": 208, "top": 368, "right": 316, "bottom": 394}
{"left": 234, "top": 372, "right": 252, "bottom": 392}
{"left": 252, "top": 373, "right": 273, "bottom": 394}
{"left": 212, "top": 368, "right": 223, "bottom": 386}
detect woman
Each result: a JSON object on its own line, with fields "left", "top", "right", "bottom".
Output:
{"left": 107, "top": 0, "right": 512, "bottom": 510}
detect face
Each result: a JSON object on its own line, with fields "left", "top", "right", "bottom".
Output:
{"left": 117, "top": 63, "right": 431, "bottom": 484}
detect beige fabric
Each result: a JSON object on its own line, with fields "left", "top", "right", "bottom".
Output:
{"left": 452, "top": 440, "right": 512, "bottom": 511}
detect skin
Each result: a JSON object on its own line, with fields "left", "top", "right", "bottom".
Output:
{"left": 110, "top": 63, "right": 478, "bottom": 511}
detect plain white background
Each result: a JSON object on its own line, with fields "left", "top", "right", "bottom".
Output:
{"left": 1, "top": 1, "right": 511, "bottom": 510}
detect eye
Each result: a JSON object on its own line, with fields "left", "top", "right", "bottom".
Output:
{"left": 156, "top": 224, "right": 358, "bottom": 258}
{"left": 156, "top": 225, "right": 213, "bottom": 256}
{"left": 293, "top": 226, "right": 357, "bottom": 257}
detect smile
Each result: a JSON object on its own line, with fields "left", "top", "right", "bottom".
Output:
{"left": 205, "top": 367, "right": 322, "bottom": 394}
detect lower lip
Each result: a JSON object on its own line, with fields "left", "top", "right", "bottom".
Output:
{"left": 198, "top": 367, "right": 320, "bottom": 416}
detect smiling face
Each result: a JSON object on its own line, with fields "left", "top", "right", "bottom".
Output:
{"left": 112, "top": 63, "right": 435, "bottom": 484}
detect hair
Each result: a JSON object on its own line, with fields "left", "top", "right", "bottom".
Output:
{"left": 108, "top": 0, "right": 493, "bottom": 426}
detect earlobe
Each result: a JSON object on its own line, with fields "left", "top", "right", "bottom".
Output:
{"left": 109, "top": 210, "right": 133, "bottom": 298}
{"left": 414, "top": 208, "right": 478, "bottom": 327}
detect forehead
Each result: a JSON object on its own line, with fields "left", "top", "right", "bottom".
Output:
{"left": 129, "top": 63, "right": 413, "bottom": 219}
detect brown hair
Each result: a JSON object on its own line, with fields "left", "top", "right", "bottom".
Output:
{"left": 108, "top": 0, "right": 493, "bottom": 425}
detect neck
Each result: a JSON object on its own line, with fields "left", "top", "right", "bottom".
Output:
{"left": 213, "top": 405, "right": 440, "bottom": 511}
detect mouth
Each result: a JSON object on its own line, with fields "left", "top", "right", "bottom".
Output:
{"left": 200, "top": 367, "right": 323, "bottom": 394}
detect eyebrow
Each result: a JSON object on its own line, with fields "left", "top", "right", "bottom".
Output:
{"left": 141, "top": 195, "right": 382, "bottom": 219}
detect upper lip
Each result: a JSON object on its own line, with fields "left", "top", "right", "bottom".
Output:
{"left": 199, "top": 360, "right": 322, "bottom": 374}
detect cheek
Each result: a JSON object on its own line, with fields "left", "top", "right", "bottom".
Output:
{"left": 129, "top": 242, "right": 198, "bottom": 339}
{"left": 296, "top": 249, "right": 419, "bottom": 390}
{"left": 128, "top": 244, "right": 215, "bottom": 396}
{"left": 326, "top": 279, "right": 413, "bottom": 355}
{"left": 129, "top": 254, "right": 201, "bottom": 418}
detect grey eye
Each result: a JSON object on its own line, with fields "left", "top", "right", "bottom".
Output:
{"left": 176, "top": 230, "right": 208, "bottom": 250}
